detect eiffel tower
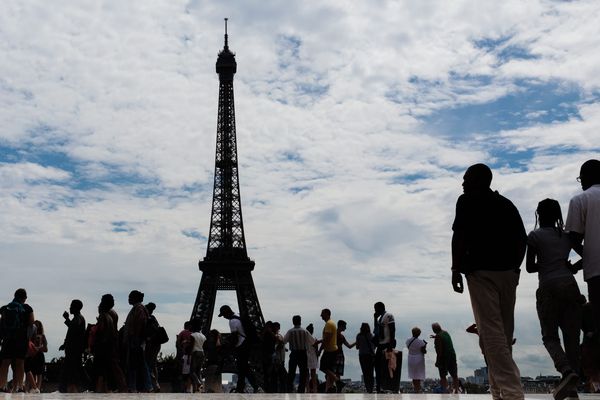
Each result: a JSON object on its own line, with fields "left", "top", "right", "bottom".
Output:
{"left": 191, "top": 19, "right": 265, "bottom": 336}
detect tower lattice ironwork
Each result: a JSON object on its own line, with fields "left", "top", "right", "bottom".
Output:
{"left": 191, "top": 20, "right": 265, "bottom": 336}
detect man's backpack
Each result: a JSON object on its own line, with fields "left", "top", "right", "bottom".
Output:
{"left": 232, "top": 315, "right": 259, "bottom": 345}
{"left": 0, "top": 301, "right": 26, "bottom": 339}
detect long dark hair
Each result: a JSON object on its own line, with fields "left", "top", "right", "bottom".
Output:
{"left": 359, "top": 322, "right": 371, "bottom": 337}
{"left": 535, "top": 198, "right": 564, "bottom": 236}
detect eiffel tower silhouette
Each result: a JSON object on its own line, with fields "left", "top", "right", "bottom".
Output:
{"left": 191, "top": 19, "right": 265, "bottom": 337}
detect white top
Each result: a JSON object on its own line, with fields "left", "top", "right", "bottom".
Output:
{"left": 229, "top": 317, "right": 245, "bottom": 347}
{"left": 566, "top": 184, "right": 600, "bottom": 281}
{"left": 191, "top": 332, "right": 206, "bottom": 352}
{"left": 527, "top": 228, "right": 574, "bottom": 286}
{"left": 405, "top": 337, "right": 426, "bottom": 355}
{"left": 377, "top": 312, "right": 395, "bottom": 345}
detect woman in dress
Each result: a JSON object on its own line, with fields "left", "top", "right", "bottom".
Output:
{"left": 406, "top": 327, "right": 427, "bottom": 393}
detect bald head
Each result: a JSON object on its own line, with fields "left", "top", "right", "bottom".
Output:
{"left": 463, "top": 163, "right": 492, "bottom": 194}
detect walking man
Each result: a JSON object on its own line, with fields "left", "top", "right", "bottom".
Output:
{"left": 432, "top": 322, "right": 459, "bottom": 393}
{"left": 218, "top": 305, "right": 257, "bottom": 393}
{"left": 566, "top": 159, "right": 600, "bottom": 336}
{"left": 451, "top": 163, "right": 526, "bottom": 400}
{"left": 283, "top": 315, "right": 314, "bottom": 393}
{"left": 373, "top": 301, "right": 395, "bottom": 393}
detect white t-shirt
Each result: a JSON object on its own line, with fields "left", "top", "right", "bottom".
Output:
{"left": 377, "top": 312, "right": 395, "bottom": 345}
{"left": 229, "top": 317, "right": 245, "bottom": 347}
{"left": 566, "top": 184, "right": 600, "bottom": 281}
{"left": 191, "top": 332, "right": 206, "bottom": 352}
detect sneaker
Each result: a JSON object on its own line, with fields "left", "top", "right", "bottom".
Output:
{"left": 553, "top": 372, "right": 579, "bottom": 400}
{"left": 565, "top": 390, "right": 579, "bottom": 400}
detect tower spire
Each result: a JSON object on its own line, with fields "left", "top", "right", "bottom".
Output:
{"left": 224, "top": 17, "right": 229, "bottom": 49}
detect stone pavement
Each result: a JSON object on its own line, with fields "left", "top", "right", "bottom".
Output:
{"left": 1, "top": 394, "right": 593, "bottom": 399}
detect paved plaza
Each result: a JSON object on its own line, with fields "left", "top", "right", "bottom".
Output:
{"left": 1, "top": 394, "right": 597, "bottom": 399}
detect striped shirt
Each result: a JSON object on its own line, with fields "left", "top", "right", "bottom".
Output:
{"left": 283, "top": 326, "right": 315, "bottom": 351}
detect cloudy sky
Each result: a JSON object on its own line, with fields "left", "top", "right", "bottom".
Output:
{"left": 1, "top": 0, "right": 600, "bottom": 382}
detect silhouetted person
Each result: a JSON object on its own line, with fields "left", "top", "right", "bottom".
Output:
{"left": 566, "top": 159, "right": 600, "bottom": 337}
{"left": 100, "top": 294, "right": 126, "bottom": 392}
{"left": 406, "top": 326, "right": 426, "bottom": 393}
{"left": 93, "top": 300, "right": 117, "bottom": 392}
{"left": 123, "top": 290, "right": 150, "bottom": 392}
{"left": 318, "top": 308, "right": 339, "bottom": 393}
{"left": 356, "top": 322, "right": 375, "bottom": 393}
{"left": 60, "top": 299, "right": 85, "bottom": 393}
{"left": 527, "top": 198, "right": 582, "bottom": 400}
{"left": 260, "top": 320, "right": 276, "bottom": 392}
{"left": 25, "top": 320, "right": 47, "bottom": 393}
{"left": 305, "top": 323, "right": 319, "bottom": 393}
{"left": 145, "top": 302, "right": 162, "bottom": 392}
{"left": 335, "top": 320, "right": 354, "bottom": 392}
{"left": 373, "top": 301, "right": 395, "bottom": 393}
{"left": 218, "top": 305, "right": 257, "bottom": 393}
{"left": 0, "top": 288, "right": 34, "bottom": 393}
{"left": 272, "top": 321, "right": 287, "bottom": 392}
{"left": 203, "top": 329, "right": 223, "bottom": 393}
{"left": 283, "top": 315, "right": 314, "bottom": 393}
{"left": 176, "top": 320, "right": 194, "bottom": 393}
{"left": 431, "top": 323, "right": 458, "bottom": 393}
{"left": 451, "top": 163, "right": 526, "bottom": 400}
{"left": 190, "top": 318, "right": 206, "bottom": 393}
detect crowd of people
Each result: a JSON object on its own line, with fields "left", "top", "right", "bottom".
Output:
{"left": 0, "top": 159, "right": 599, "bottom": 398}
{"left": 0, "top": 290, "right": 168, "bottom": 393}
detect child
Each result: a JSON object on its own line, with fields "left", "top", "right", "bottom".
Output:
{"left": 526, "top": 198, "right": 582, "bottom": 400}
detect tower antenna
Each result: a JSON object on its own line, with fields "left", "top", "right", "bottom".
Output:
{"left": 224, "top": 18, "right": 228, "bottom": 48}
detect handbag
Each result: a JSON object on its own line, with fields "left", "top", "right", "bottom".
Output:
{"left": 156, "top": 326, "right": 169, "bottom": 344}
{"left": 26, "top": 340, "right": 38, "bottom": 358}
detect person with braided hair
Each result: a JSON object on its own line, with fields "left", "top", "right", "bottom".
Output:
{"left": 527, "top": 198, "right": 583, "bottom": 400}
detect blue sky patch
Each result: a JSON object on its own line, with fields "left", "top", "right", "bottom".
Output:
{"left": 473, "top": 36, "right": 512, "bottom": 52}
{"left": 277, "top": 34, "right": 301, "bottom": 69}
{"left": 296, "top": 81, "right": 329, "bottom": 98}
{"left": 280, "top": 151, "right": 303, "bottom": 163}
{"left": 423, "top": 79, "right": 585, "bottom": 137}
{"left": 389, "top": 172, "right": 429, "bottom": 184}
{"left": 0, "top": 140, "right": 164, "bottom": 192}
{"left": 473, "top": 36, "right": 538, "bottom": 64}
{"left": 289, "top": 185, "right": 312, "bottom": 194}
{"left": 111, "top": 221, "right": 135, "bottom": 234}
{"left": 497, "top": 45, "right": 538, "bottom": 62}
{"left": 182, "top": 229, "right": 207, "bottom": 241}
